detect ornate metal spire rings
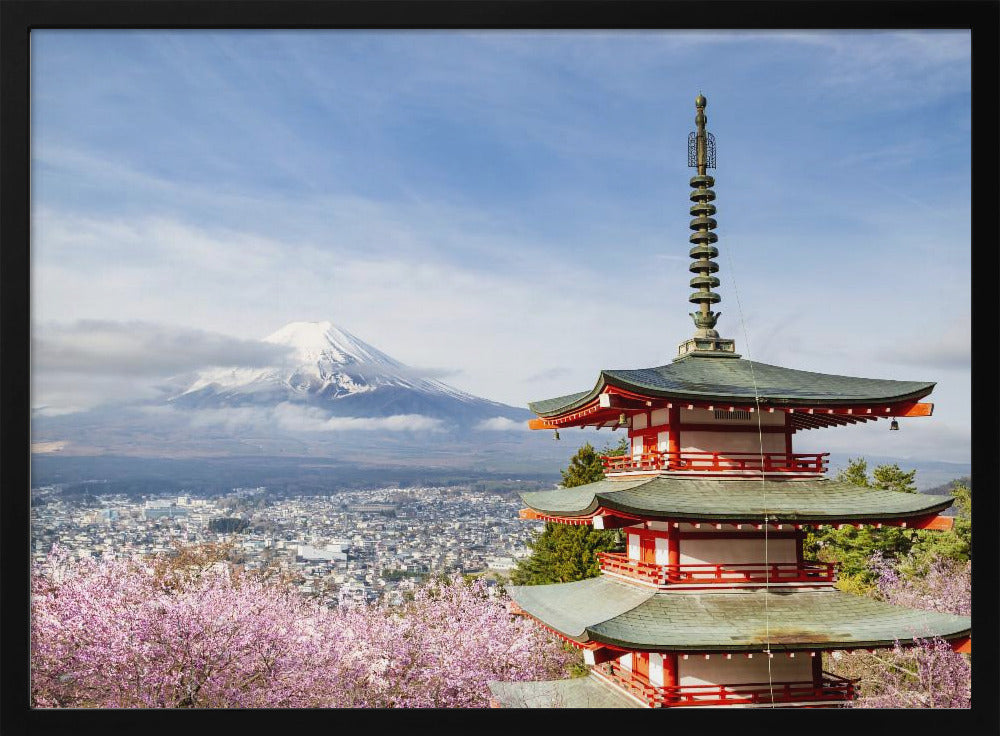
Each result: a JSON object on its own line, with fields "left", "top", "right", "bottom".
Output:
{"left": 688, "top": 95, "right": 721, "bottom": 335}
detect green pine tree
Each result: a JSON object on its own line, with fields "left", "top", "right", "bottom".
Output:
{"left": 510, "top": 438, "right": 628, "bottom": 586}
{"left": 805, "top": 458, "right": 970, "bottom": 586}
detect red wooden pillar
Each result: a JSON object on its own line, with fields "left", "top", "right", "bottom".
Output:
{"left": 795, "top": 531, "right": 805, "bottom": 567}
{"left": 634, "top": 652, "right": 650, "bottom": 680}
{"left": 784, "top": 430, "right": 793, "bottom": 455}
{"left": 640, "top": 533, "right": 657, "bottom": 564}
{"left": 667, "top": 405, "right": 680, "bottom": 462}
{"left": 663, "top": 653, "right": 678, "bottom": 686}
{"left": 663, "top": 652, "right": 678, "bottom": 704}
{"left": 811, "top": 651, "right": 823, "bottom": 686}
{"left": 667, "top": 529, "right": 680, "bottom": 567}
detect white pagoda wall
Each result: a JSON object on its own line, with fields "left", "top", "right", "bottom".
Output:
{"left": 654, "top": 536, "right": 670, "bottom": 565}
{"left": 627, "top": 534, "right": 641, "bottom": 561}
{"left": 679, "top": 537, "right": 797, "bottom": 566}
{"left": 680, "top": 431, "right": 785, "bottom": 455}
{"left": 648, "top": 653, "right": 665, "bottom": 686}
{"left": 678, "top": 654, "right": 813, "bottom": 688}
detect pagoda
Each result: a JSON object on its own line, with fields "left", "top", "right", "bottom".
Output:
{"left": 489, "top": 95, "right": 971, "bottom": 709}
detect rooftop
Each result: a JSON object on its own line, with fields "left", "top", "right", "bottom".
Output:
{"left": 508, "top": 576, "right": 971, "bottom": 651}
{"left": 519, "top": 476, "right": 952, "bottom": 523}
{"left": 529, "top": 356, "right": 934, "bottom": 418}
{"left": 488, "top": 675, "right": 642, "bottom": 708}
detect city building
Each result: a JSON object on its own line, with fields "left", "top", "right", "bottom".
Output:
{"left": 489, "top": 95, "right": 971, "bottom": 709}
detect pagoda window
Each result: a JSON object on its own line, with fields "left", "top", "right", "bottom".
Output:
{"left": 714, "top": 409, "right": 752, "bottom": 421}
{"left": 683, "top": 407, "right": 786, "bottom": 427}
{"left": 679, "top": 537, "right": 798, "bottom": 566}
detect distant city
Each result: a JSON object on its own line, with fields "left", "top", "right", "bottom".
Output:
{"left": 31, "top": 484, "right": 543, "bottom": 608}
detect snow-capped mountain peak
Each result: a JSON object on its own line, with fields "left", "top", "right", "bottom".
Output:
{"left": 263, "top": 321, "right": 404, "bottom": 371}
{"left": 175, "top": 320, "right": 486, "bottom": 410}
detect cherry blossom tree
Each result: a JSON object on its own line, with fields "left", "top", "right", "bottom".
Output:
{"left": 835, "top": 553, "right": 971, "bottom": 709}
{"left": 31, "top": 547, "right": 572, "bottom": 708}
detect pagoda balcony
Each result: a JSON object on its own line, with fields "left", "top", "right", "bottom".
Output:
{"left": 597, "top": 552, "right": 837, "bottom": 587}
{"left": 601, "top": 451, "right": 829, "bottom": 476}
{"left": 594, "top": 661, "right": 856, "bottom": 708}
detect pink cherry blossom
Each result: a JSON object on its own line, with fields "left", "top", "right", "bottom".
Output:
{"left": 31, "top": 547, "right": 572, "bottom": 708}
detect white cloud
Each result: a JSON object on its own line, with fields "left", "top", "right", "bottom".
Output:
{"left": 179, "top": 403, "right": 445, "bottom": 434}
{"left": 33, "top": 319, "right": 292, "bottom": 376}
{"left": 878, "top": 325, "right": 971, "bottom": 371}
{"left": 31, "top": 319, "right": 293, "bottom": 414}
{"left": 475, "top": 416, "right": 526, "bottom": 432}
{"left": 272, "top": 403, "right": 444, "bottom": 433}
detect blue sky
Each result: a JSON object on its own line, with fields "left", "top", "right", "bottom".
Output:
{"left": 31, "top": 30, "right": 971, "bottom": 463}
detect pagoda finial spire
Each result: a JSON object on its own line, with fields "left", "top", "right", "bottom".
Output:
{"left": 677, "top": 94, "right": 739, "bottom": 360}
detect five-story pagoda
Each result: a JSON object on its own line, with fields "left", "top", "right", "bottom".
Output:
{"left": 489, "top": 95, "right": 971, "bottom": 709}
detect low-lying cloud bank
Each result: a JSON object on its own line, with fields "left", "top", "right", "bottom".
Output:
{"left": 32, "top": 320, "right": 294, "bottom": 414}
{"left": 34, "top": 320, "right": 292, "bottom": 376}
{"left": 474, "top": 416, "right": 526, "bottom": 431}
{"left": 150, "top": 403, "right": 445, "bottom": 434}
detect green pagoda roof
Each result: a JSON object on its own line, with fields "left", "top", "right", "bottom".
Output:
{"left": 520, "top": 476, "right": 951, "bottom": 523}
{"left": 488, "top": 676, "right": 642, "bottom": 708}
{"left": 508, "top": 577, "right": 970, "bottom": 652}
{"left": 528, "top": 355, "right": 934, "bottom": 417}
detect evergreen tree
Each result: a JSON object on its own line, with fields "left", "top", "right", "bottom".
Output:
{"left": 510, "top": 438, "right": 627, "bottom": 586}
{"left": 805, "top": 458, "right": 970, "bottom": 585}
{"left": 905, "top": 480, "right": 971, "bottom": 575}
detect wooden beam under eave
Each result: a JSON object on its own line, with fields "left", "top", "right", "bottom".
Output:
{"left": 519, "top": 508, "right": 543, "bottom": 520}
{"left": 527, "top": 418, "right": 559, "bottom": 430}
{"left": 951, "top": 636, "right": 971, "bottom": 654}
{"left": 794, "top": 415, "right": 826, "bottom": 429}
{"left": 591, "top": 514, "right": 636, "bottom": 530}
{"left": 583, "top": 647, "right": 622, "bottom": 666}
{"left": 598, "top": 393, "right": 650, "bottom": 410}
{"left": 910, "top": 514, "right": 955, "bottom": 531}
{"left": 896, "top": 402, "right": 934, "bottom": 417}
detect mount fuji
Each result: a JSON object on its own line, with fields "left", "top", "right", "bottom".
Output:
{"left": 169, "top": 321, "right": 527, "bottom": 428}
{"left": 31, "top": 320, "right": 573, "bottom": 476}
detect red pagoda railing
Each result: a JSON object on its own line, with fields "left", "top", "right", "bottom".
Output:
{"left": 597, "top": 553, "right": 837, "bottom": 586}
{"left": 601, "top": 451, "right": 829, "bottom": 475}
{"left": 596, "top": 661, "right": 856, "bottom": 707}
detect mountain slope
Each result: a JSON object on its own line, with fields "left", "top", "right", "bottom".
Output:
{"left": 170, "top": 321, "right": 525, "bottom": 426}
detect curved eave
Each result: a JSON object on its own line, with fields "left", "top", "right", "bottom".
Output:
{"left": 519, "top": 477, "right": 953, "bottom": 523}
{"left": 509, "top": 579, "right": 971, "bottom": 653}
{"left": 528, "top": 358, "right": 935, "bottom": 419}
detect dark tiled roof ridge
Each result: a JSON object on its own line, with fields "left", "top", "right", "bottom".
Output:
{"left": 507, "top": 578, "right": 971, "bottom": 652}
{"left": 519, "top": 476, "right": 953, "bottom": 522}
{"left": 528, "top": 356, "right": 935, "bottom": 417}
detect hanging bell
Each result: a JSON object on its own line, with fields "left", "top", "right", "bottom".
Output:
{"left": 889, "top": 418, "right": 899, "bottom": 431}
{"left": 618, "top": 412, "right": 628, "bottom": 426}
{"left": 553, "top": 429, "right": 561, "bottom": 441}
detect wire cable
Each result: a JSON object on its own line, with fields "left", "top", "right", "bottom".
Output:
{"left": 724, "top": 242, "right": 776, "bottom": 707}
